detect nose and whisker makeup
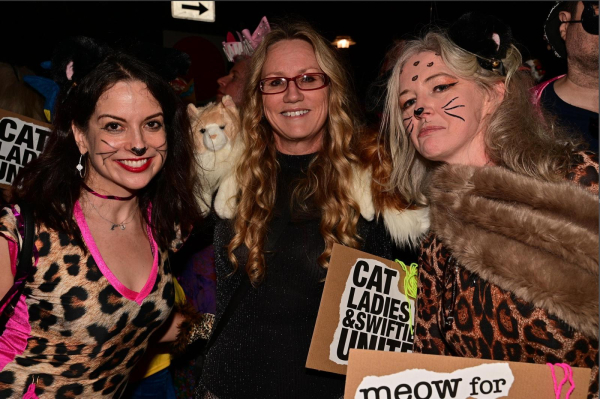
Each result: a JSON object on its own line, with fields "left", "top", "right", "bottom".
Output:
{"left": 403, "top": 116, "right": 414, "bottom": 136}
{"left": 441, "top": 96, "right": 466, "bottom": 121}
{"left": 414, "top": 108, "right": 424, "bottom": 117}
{"left": 154, "top": 141, "right": 167, "bottom": 164}
{"left": 98, "top": 140, "right": 119, "bottom": 164}
{"left": 131, "top": 147, "right": 147, "bottom": 156}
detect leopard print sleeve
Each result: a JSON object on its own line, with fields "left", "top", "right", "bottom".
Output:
{"left": 566, "top": 151, "right": 599, "bottom": 195}
{"left": 414, "top": 233, "right": 453, "bottom": 356}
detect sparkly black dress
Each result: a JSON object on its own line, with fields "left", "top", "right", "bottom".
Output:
{"left": 199, "top": 152, "right": 392, "bottom": 399}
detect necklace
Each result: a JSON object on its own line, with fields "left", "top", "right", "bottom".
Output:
{"left": 88, "top": 200, "right": 137, "bottom": 231}
{"left": 82, "top": 182, "right": 136, "bottom": 201}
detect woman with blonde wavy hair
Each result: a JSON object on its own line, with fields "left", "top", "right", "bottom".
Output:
{"left": 383, "top": 12, "right": 599, "bottom": 398}
{"left": 197, "top": 20, "right": 391, "bottom": 399}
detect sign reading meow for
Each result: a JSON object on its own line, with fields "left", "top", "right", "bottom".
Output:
{"left": 0, "top": 109, "right": 51, "bottom": 186}
{"left": 346, "top": 350, "right": 592, "bottom": 399}
{"left": 306, "top": 244, "right": 415, "bottom": 375}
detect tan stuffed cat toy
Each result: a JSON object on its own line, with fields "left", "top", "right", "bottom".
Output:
{"left": 188, "top": 95, "right": 242, "bottom": 215}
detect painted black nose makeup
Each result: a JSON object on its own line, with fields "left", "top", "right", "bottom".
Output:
{"left": 131, "top": 147, "right": 148, "bottom": 156}
{"left": 414, "top": 107, "right": 424, "bottom": 117}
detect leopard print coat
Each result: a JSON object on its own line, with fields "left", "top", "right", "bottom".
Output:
{"left": 0, "top": 204, "right": 181, "bottom": 398}
{"left": 415, "top": 152, "right": 599, "bottom": 399}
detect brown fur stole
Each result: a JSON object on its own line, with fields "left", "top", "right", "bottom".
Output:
{"left": 427, "top": 164, "right": 599, "bottom": 339}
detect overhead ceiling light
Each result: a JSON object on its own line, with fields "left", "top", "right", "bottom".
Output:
{"left": 332, "top": 36, "right": 356, "bottom": 49}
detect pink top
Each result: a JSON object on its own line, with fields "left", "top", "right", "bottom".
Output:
{"left": 73, "top": 200, "right": 158, "bottom": 305}
{"left": 0, "top": 213, "right": 32, "bottom": 371}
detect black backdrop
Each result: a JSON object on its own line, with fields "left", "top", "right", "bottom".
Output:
{"left": 1, "top": 1, "right": 565, "bottom": 103}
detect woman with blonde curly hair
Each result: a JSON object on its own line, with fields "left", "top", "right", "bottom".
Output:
{"left": 383, "top": 12, "right": 598, "bottom": 398}
{"left": 197, "top": 20, "right": 392, "bottom": 399}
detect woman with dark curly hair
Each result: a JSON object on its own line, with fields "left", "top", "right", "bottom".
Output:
{"left": 0, "top": 40, "right": 205, "bottom": 397}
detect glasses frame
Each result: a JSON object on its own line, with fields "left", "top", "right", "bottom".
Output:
{"left": 259, "top": 73, "right": 330, "bottom": 95}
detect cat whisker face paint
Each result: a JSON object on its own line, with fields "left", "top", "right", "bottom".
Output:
{"left": 154, "top": 141, "right": 168, "bottom": 164}
{"left": 403, "top": 116, "right": 414, "bottom": 136}
{"left": 397, "top": 51, "right": 494, "bottom": 165}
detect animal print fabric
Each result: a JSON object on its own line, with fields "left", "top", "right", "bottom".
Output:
{"left": 415, "top": 152, "right": 599, "bottom": 399}
{"left": 0, "top": 206, "right": 175, "bottom": 398}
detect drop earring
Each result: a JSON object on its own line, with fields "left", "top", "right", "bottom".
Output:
{"left": 76, "top": 154, "right": 84, "bottom": 178}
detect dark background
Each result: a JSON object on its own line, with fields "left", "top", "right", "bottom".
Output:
{"left": 1, "top": 1, "right": 565, "bottom": 105}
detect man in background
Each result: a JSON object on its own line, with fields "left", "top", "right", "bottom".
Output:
{"left": 536, "top": 1, "right": 599, "bottom": 150}
{"left": 216, "top": 55, "right": 250, "bottom": 106}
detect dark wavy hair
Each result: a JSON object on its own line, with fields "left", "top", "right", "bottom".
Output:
{"left": 11, "top": 52, "right": 202, "bottom": 250}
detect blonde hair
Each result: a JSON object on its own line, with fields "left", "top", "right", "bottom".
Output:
{"left": 382, "top": 31, "right": 581, "bottom": 206}
{"left": 229, "top": 20, "right": 363, "bottom": 285}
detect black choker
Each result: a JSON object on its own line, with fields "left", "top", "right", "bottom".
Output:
{"left": 82, "top": 182, "right": 136, "bottom": 201}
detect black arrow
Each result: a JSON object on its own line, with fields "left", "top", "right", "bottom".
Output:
{"left": 182, "top": 2, "right": 208, "bottom": 15}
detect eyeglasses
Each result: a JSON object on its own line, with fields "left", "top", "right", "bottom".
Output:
{"left": 259, "top": 73, "right": 330, "bottom": 94}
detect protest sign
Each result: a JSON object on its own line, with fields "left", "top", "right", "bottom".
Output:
{"left": 346, "top": 350, "right": 592, "bottom": 399}
{"left": 0, "top": 109, "right": 51, "bottom": 188}
{"left": 306, "top": 244, "right": 416, "bottom": 375}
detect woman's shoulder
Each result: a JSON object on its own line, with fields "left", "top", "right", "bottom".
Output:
{"left": 566, "top": 150, "right": 598, "bottom": 195}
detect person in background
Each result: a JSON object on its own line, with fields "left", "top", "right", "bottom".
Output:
{"left": 383, "top": 12, "right": 598, "bottom": 398}
{"left": 535, "top": 1, "right": 599, "bottom": 150}
{"left": 215, "top": 56, "right": 250, "bottom": 107}
{"left": 217, "top": 16, "right": 271, "bottom": 107}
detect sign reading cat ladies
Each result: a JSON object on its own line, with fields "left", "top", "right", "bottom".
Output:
{"left": 0, "top": 109, "right": 51, "bottom": 186}
{"left": 306, "top": 244, "right": 416, "bottom": 375}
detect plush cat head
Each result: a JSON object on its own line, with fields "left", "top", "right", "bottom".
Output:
{"left": 187, "top": 95, "right": 240, "bottom": 154}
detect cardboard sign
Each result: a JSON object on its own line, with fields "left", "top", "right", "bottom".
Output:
{"left": 306, "top": 244, "right": 416, "bottom": 375}
{"left": 345, "top": 350, "right": 592, "bottom": 399}
{"left": 0, "top": 109, "right": 51, "bottom": 187}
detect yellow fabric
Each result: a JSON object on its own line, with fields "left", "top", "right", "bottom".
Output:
{"left": 141, "top": 278, "right": 187, "bottom": 378}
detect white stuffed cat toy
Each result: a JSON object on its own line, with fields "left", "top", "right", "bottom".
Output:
{"left": 188, "top": 95, "right": 243, "bottom": 215}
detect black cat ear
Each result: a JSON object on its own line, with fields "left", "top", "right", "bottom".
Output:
{"left": 51, "top": 36, "right": 110, "bottom": 87}
{"left": 447, "top": 12, "right": 513, "bottom": 74}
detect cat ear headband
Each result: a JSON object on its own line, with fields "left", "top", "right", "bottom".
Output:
{"left": 222, "top": 16, "right": 271, "bottom": 62}
{"left": 447, "top": 12, "right": 514, "bottom": 76}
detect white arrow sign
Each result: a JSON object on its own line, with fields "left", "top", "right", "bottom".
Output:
{"left": 171, "top": 1, "right": 215, "bottom": 22}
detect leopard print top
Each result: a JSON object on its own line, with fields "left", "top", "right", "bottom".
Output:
{"left": 0, "top": 204, "right": 180, "bottom": 398}
{"left": 415, "top": 152, "right": 599, "bottom": 399}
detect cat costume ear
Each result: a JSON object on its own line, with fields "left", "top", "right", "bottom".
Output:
{"left": 447, "top": 12, "right": 514, "bottom": 75}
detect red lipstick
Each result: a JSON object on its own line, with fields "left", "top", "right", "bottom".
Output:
{"left": 115, "top": 157, "right": 153, "bottom": 173}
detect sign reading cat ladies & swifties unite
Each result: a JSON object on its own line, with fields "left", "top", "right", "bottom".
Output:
{"left": 0, "top": 109, "right": 51, "bottom": 186}
{"left": 306, "top": 244, "right": 416, "bottom": 375}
